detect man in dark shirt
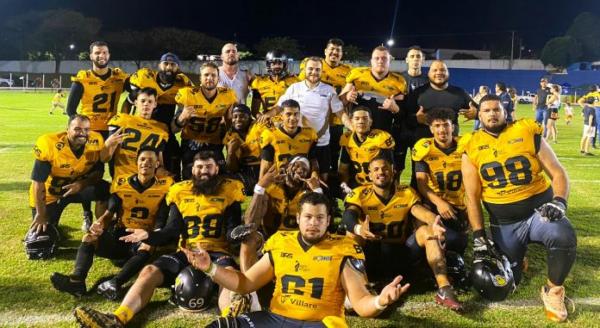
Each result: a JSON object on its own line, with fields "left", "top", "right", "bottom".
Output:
{"left": 496, "top": 82, "right": 514, "bottom": 122}
{"left": 401, "top": 46, "right": 429, "bottom": 92}
{"left": 533, "top": 78, "right": 551, "bottom": 137}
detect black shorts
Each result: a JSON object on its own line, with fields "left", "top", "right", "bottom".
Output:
{"left": 207, "top": 311, "right": 327, "bottom": 328}
{"left": 95, "top": 227, "right": 143, "bottom": 260}
{"left": 315, "top": 145, "right": 331, "bottom": 174}
{"left": 30, "top": 180, "right": 111, "bottom": 226}
{"left": 328, "top": 125, "right": 344, "bottom": 172}
{"left": 152, "top": 250, "right": 237, "bottom": 287}
{"left": 363, "top": 237, "right": 422, "bottom": 282}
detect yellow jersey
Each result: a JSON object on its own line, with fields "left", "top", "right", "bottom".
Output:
{"left": 250, "top": 75, "right": 299, "bottom": 112}
{"left": 581, "top": 90, "right": 600, "bottom": 106}
{"left": 462, "top": 119, "right": 550, "bottom": 204}
{"left": 260, "top": 126, "right": 318, "bottom": 171}
{"left": 264, "top": 184, "right": 307, "bottom": 232}
{"left": 222, "top": 121, "right": 270, "bottom": 167}
{"left": 107, "top": 114, "right": 169, "bottom": 177}
{"left": 165, "top": 178, "right": 245, "bottom": 253}
{"left": 339, "top": 129, "right": 395, "bottom": 185}
{"left": 265, "top": 231, "right": 365, "bottom": 323}
{"left": 52, "top": 93, "right": 63, "bottom": 103}
{"left": 71, "top": 68, "right": 128, "bottom": 131}
{"left": 110, "top": 174, "right": 173, "bottom": 230}
{"left": 175, "top": 86, "right": 237, "bottom": 144}
{"left": 29, "top": 131, "right": 104, "bottom": 206}
{"left": 299, "top": 59, "right": 351, "bottom": 125}
{"left": 345, "top": 184, "right": 420, "bottom": 242}
{"left": 412, "top": 137, "right": 465, "bottom": 209}
{"left": 129, "top": 68, "right": 193, "bottom": 105}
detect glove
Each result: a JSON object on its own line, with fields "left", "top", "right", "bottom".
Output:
{"left": 340, "top": 182, "right": 352, "bottom": 195}
{"left": 229, "top": 223, "right": 257, "bottom": 242}
{"left": 473, "top": 233, "right": 501, "bottom": 261}
{"left": 537, "top": 197, "right": 567, "bottom": 222}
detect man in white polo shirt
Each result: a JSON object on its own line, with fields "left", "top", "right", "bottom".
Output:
{"left": 276, "top": 57, "right": 351, "bottom": 181}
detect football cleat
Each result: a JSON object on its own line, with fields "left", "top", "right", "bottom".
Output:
{"left": 221, "top": 292, "right": 252, "bottom": 317}
{"left": 435, "top": 285, "right": 463, "bottom": 311}
{"left": 51, "top": 272, "right": 86, "bottom": 297}
{"left": 229, "top": 223, "right": 257, "bottom": 242}
{"left": 540, "top": 286, "right": 569, "bottom": 323}
{"left": 73, "top": 306, "right": 123, "bottom": 328}
{"left": 97, "top": 278, "right": 121, "bottom": 301}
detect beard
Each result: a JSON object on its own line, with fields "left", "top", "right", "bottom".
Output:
{"left": 93, "top": 59, "right": 109, "bottom": 69}
{"left": 158, "top": 70, "right": 176, "bottom": 84}
{"left": 482, "top": 121, "right": 507, "bottom": 135}
{"left": 430, "top": 78, "right": 448, "bottom": 88}
{"left": 373, "top": 177, "right": 393, "bottom": 190}
{"left": 192, "top": 174, "right": 223, "bottom": 195}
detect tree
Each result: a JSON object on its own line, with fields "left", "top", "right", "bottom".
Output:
{"left": 254, "top": 37, "right": 303, "bottom": 60}
{"left": 7, "top": 10, "right": 101, "bottom": 73}
{"left": 104, "top": 29, "right": 155, "bottom": 68}
{"left": 343, "top": 44, "right": 367, "bottom": 61}
{"left": 565, "top": 12, "right": 600, "bottom": 61}
{"left": 540, "top": 36, "right": 582, "bottom": 68}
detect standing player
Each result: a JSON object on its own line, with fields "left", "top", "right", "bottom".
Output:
{"left": 105, "top": 88, "right": 169, "bottom": 178}
{"left": 299, "top": 38, "right": 352, "bottom": 173}
{"left": 219, "top": 43, "right": 253, "bottom": 104}
{"left": 74, "top": 151, "right": 245, "bottom": 327}
{"left": 339, "top": 106, "right": 395, "bottom": 188}
{"left": 27, "top": 115, "right": 110, "bottom": 258}
{"left": 343, "top": 155, "right": 462, "bottom": 311}
{"left": 50, "top": 149, "right": 173, "bottom": 300}
{"left": 462, "top": 94, "right": 577, "bottom": 322}
{"left": 65, "top": 41, "right": 127, "bottom": 230}
{"left": 50, "top": 89, "right": 65, "bottom": 114}
{"left": 402, "top": 46, "right": 429, "bottom": 92}
{"left": 412, "top": 108, "right": 468, "bottom": 255}
{"left": 532, "top": 78, "right": 551, "bottom": 137}
{"left": 172, "top": 62, "right": 237, "bottom": 179}
{"left": 124, "top": 52, "right": 193, "bottom": 179}
{"left": 250, "top": 50, "right": 299, "bottom": 118}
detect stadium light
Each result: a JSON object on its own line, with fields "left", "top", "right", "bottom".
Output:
{"left": 69, "top": 44, "right": 75, "bottom": 50}
{"left": 386, "top": 39, "right": 395, "bottom": 47}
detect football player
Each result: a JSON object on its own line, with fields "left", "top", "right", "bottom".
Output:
{"left": 65, "top": 41, "right": 127, "bottom": 230}
{"left": 343, "top": 155, "right": 463, "bottom": 311}
{"left": 462, "top": 94, "right": 577, "bottom": 322}
{"left": 49, "top": 89, "right": 65, "bottom": 115}
{"left": 105, "top": 87, "right": 169, "bottom": 178}
{"left": 28, "top": 115, "right": 110, "bottom": 255}
{"left": 197, "top": 192, "right": 409, "bottom": 327}
{"left": 412, "top": 108, "right": 468, "bottom": 255}
{"left": 299, "top": 38, "right": 352, "bottom": 173}
{"left": 219, "top": 43, "right": 253, "bottom": 105}
{"left": 50, "top": 148, "right": 173, "bottom": 300}
{"left": 259, "top": 99, "right": 319, "bottom": 178}
{"left": 339, "top": 106, "right": 395, "bottom": 188}
{"left": 250, "top": 50, "right": 299, "bottom": 118}
{"left": 340, "top": 46, "right": 407, "bottom": 134}
{"left": 172, "top": 62, "right": 237, "bottom": 179}
{"left": 74, "top": 151, "right": 245, "bottom": 327}
{"left": 123, "top": 52, "right": 193, "bottom": 180}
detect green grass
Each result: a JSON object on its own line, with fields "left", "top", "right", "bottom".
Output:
{"left": 0, "top": 90, "right": 599, "bottom": 327}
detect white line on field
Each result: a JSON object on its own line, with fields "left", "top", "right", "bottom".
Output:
{"left": 1, "top": 297, "right": 599, "bottom": 326}
{"left": 571, "top": 179, "right": 600, "bottom": 183}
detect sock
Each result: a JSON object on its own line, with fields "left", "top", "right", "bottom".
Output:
{"left": 113, "top": 305, "right": 134, "bottom": 324}
{"left": 114, "top": 251, "right": 151, "bottom": 286}
{"left": 82, "top": 201, "right": 92, "bottom": 213}
{"left": 72, "top": 242, "right": 95, "bottom": 280}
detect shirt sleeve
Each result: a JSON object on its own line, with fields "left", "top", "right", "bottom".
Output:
{"left": 66, "top": 82, "right": 84, "bottom": 117}
{"left": 31, "top": 160, "right": 51, "bottom": 182}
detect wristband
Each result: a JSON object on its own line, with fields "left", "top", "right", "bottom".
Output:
{"left": 374, "top": 295, "right": 387, "bottom": 310}
{"left": 353, "top": 224, "right": 362, "bottom": 236}
{"left": 203, "top": 262, "right": 217, "bottom": 278}
{"left": 254, "top": 185, "right": 266, "bottom": 195}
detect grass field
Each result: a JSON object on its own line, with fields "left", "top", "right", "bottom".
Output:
{"left": 0, "top": 90, "right": 599, "bottom": 327}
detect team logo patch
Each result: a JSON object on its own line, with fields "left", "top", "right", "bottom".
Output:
{"left": 492, "top": 275, "right": 507, "bottom": 287}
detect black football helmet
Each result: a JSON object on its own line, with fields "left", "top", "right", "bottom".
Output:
{"left": 471, "top": 248, "right": 515, "bottom": 301}
{"left": 24, "top": 224, "right": 60, "bottom": 260}
{"left": 446, "top": 251, "right": 471, "bottom": 291}
{"left": 265, "top": 50, "right": 288, "bottom": 77}
{"left": 171, "top": 266, "right": 218, "bottom": 312}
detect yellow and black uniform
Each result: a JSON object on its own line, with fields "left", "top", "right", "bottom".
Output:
{"left": 265, "top": 231, "right": 365, "bottom": 324}
{"left": 107, "top": 113, "right": 169, "bottom": 177}
{"left": 68, "top": 68, "right": 128, "bottom": 132}
{"left": 223, "top": 121, "right": 269, "bottom": 168}
{"left": 260, "top": 126, "right": 318, "bottom": 171}
{"left": 346, "top": 67, "right": 407, "bottom": 133}
{"left": 262, "top": 184, "right": 307, "bottom": 233}
{"left": 143, "top": 177, "right": 244, "bottom": 285}
{"left": 339, "top": 129, "right": 395, "bottom": 186}
{"left": 127, "top": 68, "right": 193, "bottom": 125}
{"left": 462, "top": 119, "right": 551, "bottom": 224}
{"left": 345, "top": 184, "right": 420, "bottom": 243}
{"left": 52, "top": 93, "right": 64, "bottom": 104}
{"left": 412, "top": 137, "right": 465, "bottom": 209}
{"left": 251, "top": 75, "right": 299, "bottom": 112}
{"left": 109, "top": 174, "right": 174, "bottom": 230}
{"left": 29, "top": 131, "right": 110, "bottom": 226}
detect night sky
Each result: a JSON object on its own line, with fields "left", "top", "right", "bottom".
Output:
{"left": 2, "top": 0, "right": 600, "bottom": 55}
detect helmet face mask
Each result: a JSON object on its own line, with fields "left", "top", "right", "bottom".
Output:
{"left": 171, "top": 266, "right": 218, "bottom": 312}
{"left": 24, "top": 225, "right": 60, "bottom": 260}
{"left": 266, "top": 50, "right": 288, "bottom": 77}
{"left": 471, "top": 251, "right": 516, "bottom": 301}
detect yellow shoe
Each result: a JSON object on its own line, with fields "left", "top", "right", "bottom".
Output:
{"left": 540, "top": 286, "right": 568, "bottom": 322}
{"left": 221, "top": 292, "right": 252, "bottom": 317}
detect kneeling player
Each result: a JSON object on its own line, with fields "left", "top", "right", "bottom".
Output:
{"left": 343, "top": 155, "right": 463, "bottom": 311}
{"left": 50, "top": 149, "right": 172, "bottom": 300}
{"left": 73, "top": 151, "right": 244, "bottom": 327}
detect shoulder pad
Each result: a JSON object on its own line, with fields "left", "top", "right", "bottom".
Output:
{"left": 411, "top": 138, "right": 433, "bottom": 161}
{"left": 348, "top": 257, "right": 366, "bottom": 274}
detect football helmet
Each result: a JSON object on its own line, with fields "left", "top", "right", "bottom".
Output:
{"left": 171, "top": 266, "right": 218, "bottom": 312}
{"left": 471, "top": 248, "right": 515, "bottom": 301}
{"left": 24, "top": 224, "right": 60, "bottom": 260}
{"left": 265, "top": 50, "right": 288, "bottom": 77}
